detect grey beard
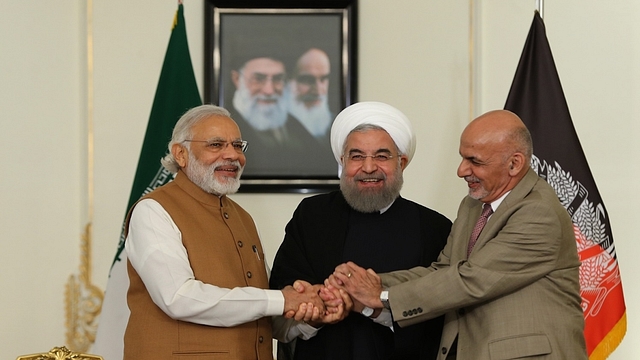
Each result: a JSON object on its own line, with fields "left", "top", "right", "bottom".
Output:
{"left": 464, "top": 175, "right": 487, "bottom": 200}
{"left": 186, "top": 152, "right": 242, "bottom": 196}
{"left": 287, "top": 86, "right": 332, "bottom": 138}
{"left": 340, "top": 167, "right": 403, "bottom": 213}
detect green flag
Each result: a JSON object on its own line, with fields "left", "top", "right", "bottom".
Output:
{"left": 124, "top": 4, "right": 202, "bottom": 215}
{"left": 92, "top": 5, "right": 201, "bottom": 359}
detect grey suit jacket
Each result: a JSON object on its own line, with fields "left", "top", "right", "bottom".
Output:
{"left": 380, "top": 169, "right": 587, "bottom": 360}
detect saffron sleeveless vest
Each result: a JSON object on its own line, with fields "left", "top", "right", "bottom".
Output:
{"left": 124, "top": 171, "right": 272, "bottom": 360}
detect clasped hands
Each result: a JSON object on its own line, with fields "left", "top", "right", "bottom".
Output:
{"left": 281, "top": 279, "right": 349, "bottom": 327}
{"left": 282, "top": 261, "right": 384, "bottom": 327}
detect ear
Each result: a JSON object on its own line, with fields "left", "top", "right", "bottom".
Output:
{"left": 231, "top": 70, "right": 241, "bottom": 88}
{"left": 399, "top": 155, "right": 409, "bottom": 171}
{"left": 172, "top": 143, "right": 188, "bottom": 169}
{"left": 508, "top": 152, "right": 526, "bottom": 176}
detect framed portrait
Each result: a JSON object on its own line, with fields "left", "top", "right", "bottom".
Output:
{"left": 204, "top": 0, "right": 357, "bottom": 193}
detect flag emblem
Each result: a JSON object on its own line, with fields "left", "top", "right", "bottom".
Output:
{"left": 532, "top": 156, "right": 622, "bottom": 319}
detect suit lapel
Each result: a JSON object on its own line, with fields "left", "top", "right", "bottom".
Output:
{"left": 474, "top": 168, "right": 540, "bottom": 248}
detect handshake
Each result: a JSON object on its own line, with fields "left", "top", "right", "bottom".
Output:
{"left": 280, "top": 261, "right": 384, "bottom": 327}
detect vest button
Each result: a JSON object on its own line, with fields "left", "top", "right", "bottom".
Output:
{"left": 224, "top": 213, "right": 229, "bottom": 219}
{"left": 259, "top": 336, "right": 264, "bottom": 343}
{"left": 247, "top": 271, "right": 252, "bottom": 278}
{"left": 238, "top": 241, "right": 243, "bottom": 247}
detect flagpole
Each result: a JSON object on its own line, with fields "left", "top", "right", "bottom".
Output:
{"left": 468, "top": 0, "right": 475, "bottom": 120}
{"left": 536, "top": 0, "right": 544, "bottom": 19}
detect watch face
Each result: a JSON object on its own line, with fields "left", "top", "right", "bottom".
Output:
{"left": 361, "top": 306, "right": 374, "bottom": 317}
{"left": 380, "top": 290, "right": 390, "bottom": 310}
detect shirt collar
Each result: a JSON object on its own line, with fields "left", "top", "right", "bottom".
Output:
{"left": 379, "top": 199, "right": 396, "bottom": 214}
{"left": 486, "top": 191, "right": 510, "bottom": 213}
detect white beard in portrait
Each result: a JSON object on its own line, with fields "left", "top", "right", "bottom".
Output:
{"left": 287, "top": 81, "right": 333, "bottom": 138}
{"left": 232, "top": 78, "right": 289, "bottom": 131}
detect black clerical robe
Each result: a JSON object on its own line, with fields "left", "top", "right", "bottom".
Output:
{"left": 270, "top": 191, "right": 452, "bottom": 360}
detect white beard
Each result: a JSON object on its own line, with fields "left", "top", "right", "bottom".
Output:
{"left": 287, "top": 82, "right": 333, "bottom": 138}
{"left": 232, "top": 80, "right": 288, "bottom": 131}
{"left": 185, "top": 152, "right": 243, "bottom": 196}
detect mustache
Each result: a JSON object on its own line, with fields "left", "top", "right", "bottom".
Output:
{"left": 464, "top": 176, "right": 480, "bottom": 183}
{"left": 297, "top": 93, "right": 322, "bottom": 103}
{"left": 213, "top": 160, "right": 242, "bottom": 170}
{"left": 254, "top": 94, "right": 281, "bottom": 102}
{"left": 353, "top": 172, "right": 386, "bottom": 181}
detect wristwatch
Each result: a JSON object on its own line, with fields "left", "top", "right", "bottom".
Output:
{"left": 380, "top": 290, "right": 391, "bottom": 310}
{"left": 361, "top": 306, "right": 374, "bottom": 317}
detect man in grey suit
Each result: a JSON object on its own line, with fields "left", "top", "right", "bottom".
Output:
{"left": 331, "top": 110, "right": 588, "bottom": 360}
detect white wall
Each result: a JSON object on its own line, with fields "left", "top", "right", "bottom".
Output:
{"left": 0, "top": 0, "right": 636, "bottom": 359}
{"left": 0, "top": 0, "right": 85, "bottom": 354}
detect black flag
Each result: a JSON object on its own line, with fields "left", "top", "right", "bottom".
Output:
{"left": 505, "top": 11, "right": 625, "bottom": 359}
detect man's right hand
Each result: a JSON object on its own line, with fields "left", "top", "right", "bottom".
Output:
{"left": 281, "top": 280, "right": 326, "bottom": 318}
{"left": 281, "top": 280, "right": 350, "bottom": 327}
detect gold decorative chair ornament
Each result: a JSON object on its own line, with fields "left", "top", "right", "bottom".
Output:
{"left": 16, "top": 346, "right": 103, "bottom": 360}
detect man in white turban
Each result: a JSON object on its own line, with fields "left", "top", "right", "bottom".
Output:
{"left": 330, "top": 101, "right": 416, "bottom": 168}
{"left": 270, "top": 101, "right": 452, "bottom": 360}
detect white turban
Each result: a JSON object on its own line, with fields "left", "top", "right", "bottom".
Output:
{"left": 330, "top": 101, "right": 416, "bottom": 169}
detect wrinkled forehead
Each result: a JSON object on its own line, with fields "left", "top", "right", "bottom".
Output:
{"left": 243, "top": 57, "right": 285, "bottom": 75}
{"left": 344, "top": 128, "right": 396, "bottom": 152}
{"left": 298, "top": 59, "right": 330, "bottom": 75}
{"left": 191, "top": 115, "right": 242, "bottom": 139}
{"left": 459, "top": 132, "right": 510, "bottom": 164}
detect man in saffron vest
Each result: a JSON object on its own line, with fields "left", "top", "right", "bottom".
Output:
{"left": 123, "top": 104, "right": 330, "bottom": 360}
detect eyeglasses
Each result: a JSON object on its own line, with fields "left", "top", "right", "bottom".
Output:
{"left": 244, "top": 72, "right": 285, "bottom": 87}
{"left": 183, "top": 139, "right": 248, "bottom": 153}
{"left": 346, "top": 153, "right": 395, "bottom": 162}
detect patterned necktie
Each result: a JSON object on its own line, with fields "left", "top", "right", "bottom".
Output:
{"left": 467, "top": 203, "right": 493, "bottom": 257}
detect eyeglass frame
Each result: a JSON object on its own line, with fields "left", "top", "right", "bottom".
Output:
{"left": 182, "top": 139, "right": 248, "bottom": 153}
{"left": 343, "top": 152, "right": 397, "bottom": 163}
{"left": 241, "top": 70, "right": 286, "bottom": 88}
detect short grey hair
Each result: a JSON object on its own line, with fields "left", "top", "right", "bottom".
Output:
{"left": 160, "top": 104, "right": 232, "bottom": 174}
